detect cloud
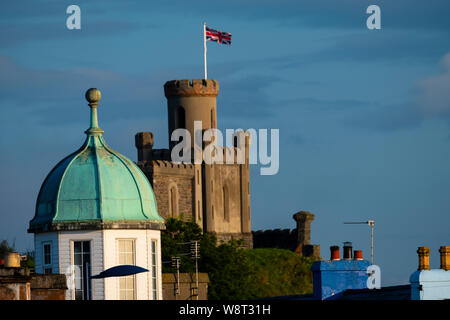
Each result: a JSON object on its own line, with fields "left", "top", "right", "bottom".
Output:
{"left": 344, "top": 102, "right": 422, "bottom": 132}
{"left": 267, "top": 32, "right": 449, "bottom": 71}
{"left": 282, "top": 97, "right": 377, "bottom": 111}
{"left": 219, "top": 74, "right": 282, "bottom": 120}
{"left": 0, "top": 20, "right": 146, "bottom": 49}
{"left": 341, "top": 52, "right": 450, "bottom": 132}
{"left": 417, "top": 52, "right": 450, "bottom": 117}
{"left": 121, "top": 0, "right": 450, "bottom": 31}
{"left": 0, "top": 54, "right": 167, "bottom": 126}
{"left": 3, "top": 0, "right": 450, "bottom": 37}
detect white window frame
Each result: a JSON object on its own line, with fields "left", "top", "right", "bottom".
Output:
{"left": 42, "top": 241, "right": 52, "bottom": 274}
{"left": 151, "top": 239, "right": 158, "bottom": 300}
{"left": 117, "top": 238, "right": 136, "bottom": 300}
{"left": 70, "top": 239, "right": 92, "bottom": 301}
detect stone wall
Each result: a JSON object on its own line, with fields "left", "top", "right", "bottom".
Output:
{"left": 30, "top": 274, "right": 67, "bottom": 300}
{"left": 139, "top": 160, "right": 195, "bottom": 222}
{"left": 136, "top": 141, "right": 253, "bottom": 248}
{"left": 0, "top": 268, "right": 67, "bottom": 300}
{"left": 215, "top": 232, "right": 253, "bottom": 248}
{"left": 0, "top": 268, "right": 31, "bottom": 300}
{"left": 162, "top": 273, "right": 209, "bottom": 300}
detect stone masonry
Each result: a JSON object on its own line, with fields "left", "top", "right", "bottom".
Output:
{"left": 136, "top": 80, "right": 252, "bottom": 247}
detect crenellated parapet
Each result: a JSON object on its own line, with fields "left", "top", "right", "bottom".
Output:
{"left": 152, "top": 160, "right": 195, "bottom": 169}
{"left": 252, "top": 211, "right": 321, "bottom": 259}
{"left": 149, "top": 160, "right": 195, "bottom": 179}
{"left": 164, "top": 79, "right": 219, "bottom": 97}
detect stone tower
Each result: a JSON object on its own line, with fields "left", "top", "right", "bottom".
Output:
{"left": 165, "top": 79, "right": 219, "bottom": 150}
{"left": 136, "top": 79, "right": 252, "bottom": 247}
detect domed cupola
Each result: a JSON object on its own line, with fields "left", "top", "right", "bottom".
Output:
{"left": 29, "top": 88, "right": 164, "bottom": 233}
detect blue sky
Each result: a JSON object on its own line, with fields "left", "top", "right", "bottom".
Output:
{"left": 1, "top": 0, "right": 450, "bottom": 286}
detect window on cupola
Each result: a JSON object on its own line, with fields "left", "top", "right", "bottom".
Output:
{"left": 151, "top": 240, "right": 158, "bottom": 300}
{"left": 43, "top": 242, "right": 52, "bottom": 274}
{"left": 73, "top": 241, "right": 91, "bottom": 300}
{"left": 118, "top": 239, "right": 136, "bottom": 300}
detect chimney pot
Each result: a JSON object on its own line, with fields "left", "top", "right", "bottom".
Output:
{"left": 4, "top": 252, "right": 21, "bottom": 268}
{"left": 343, "top": 242, "right": 353, "bottom": 260}
{"left": 330, "top": 245, "right": 340, "bottom": 261}
{"left": 354, "top": 250, "right": 363, "bottom": 260}
{"left": 439, "top": 246, "right": 450, "bottom": 270}
{"left": 417, "top": 246, "right": 431, "bottom": 270}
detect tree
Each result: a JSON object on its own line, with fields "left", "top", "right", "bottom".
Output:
{"left": 200, "top": 239, "right": 256, "bottom": 300}
{"left": 160, "top": 217, "right": 314, "bottom": 300}
{"left": 161, "top": 215, "right": 205, "bottom": 273}
{"left": 0, "top": 239, "right": 15, "bottom": 259}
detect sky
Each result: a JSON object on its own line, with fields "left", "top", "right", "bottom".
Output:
{"left": 1, "top": 0, "right": 450, "bottom": 286}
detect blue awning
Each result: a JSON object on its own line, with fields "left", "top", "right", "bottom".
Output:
{"left": 90, "top": 265, "right": 149, "bottom": 279}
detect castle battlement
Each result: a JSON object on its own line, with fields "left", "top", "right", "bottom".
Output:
{"left": 152, "top": 160, "right": 195, "bottom": 169}
{"left": 164, "top": 79, "right": 219, "bottom": 97}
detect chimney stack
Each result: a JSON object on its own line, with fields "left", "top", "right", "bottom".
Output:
{"left": 135, "top": 131, "right": 154, "bottom": 162}
{"left": 343, "top": 242, "right": 353, "bottom": 260}
{"left": 293, "top": 211, "right": 315, "bottom": 246}
{"left": 4, "top": 252, "right": 21, "bottom": 268}
{"left": 330, "top": 246, "right": 340, "bottom": 261}
{"left": 417, "top": 246, "right": 431, "bottom": 270}
{"left": 439, "top": 246, "right": 450, "bottom": 270}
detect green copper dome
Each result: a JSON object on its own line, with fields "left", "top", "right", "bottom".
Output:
{"left": 29, "top": 88, "right": 164, "bottom": 233}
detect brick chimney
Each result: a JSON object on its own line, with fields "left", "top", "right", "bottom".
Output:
{"left": 135, "top": 131, "right": 154, "bottom": 162}
{"left": 417, "top": 247, "right": 431, "bottom": 270}
{"left": 439, "top": 246, "right": 450, "bottom": 270}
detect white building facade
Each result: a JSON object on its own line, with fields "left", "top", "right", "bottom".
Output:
{"left": 34, "top": 230, "right": 162, "bottom": 300}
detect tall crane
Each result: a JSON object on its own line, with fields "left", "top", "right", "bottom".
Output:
{"left": 343, "top": 220, "right": 375, "bottom": 265}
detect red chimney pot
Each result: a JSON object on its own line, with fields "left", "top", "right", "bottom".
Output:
{"left": 330, "top": 246, "right": 340, "bottom": 261}
{"left": 354, "top": 250, "right": 363, "bottom": 260}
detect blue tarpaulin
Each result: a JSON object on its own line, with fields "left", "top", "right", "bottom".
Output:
{"left": 90, "top": 265, "right": 149, "bottom": 279}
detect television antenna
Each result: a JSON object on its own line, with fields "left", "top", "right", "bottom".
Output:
{"left": 343, "top": 220, "right": 375, "bottom": 264}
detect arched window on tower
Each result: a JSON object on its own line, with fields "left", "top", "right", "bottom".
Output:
{"left": 174, "top": 106, "right": 186, "bottom": 157}
{"left": 211, "top": 108, "right": 215, "bottom": 128}
{"left": 175, "top": 106, "right": 186, "bottom": 129}
{"left": 223, "top": 185, "right": 229, "bottom": 222}
{"left": 168, "top": 184, "right": 179, "bottom": 218}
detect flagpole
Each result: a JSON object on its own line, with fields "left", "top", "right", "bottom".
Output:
{"left": 203, "top": 21, "right": 207, "bottom": 79}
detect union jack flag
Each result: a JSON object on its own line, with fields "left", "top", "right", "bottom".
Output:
{"left": 205, "top": 26, "right": 232, "bottom": 45}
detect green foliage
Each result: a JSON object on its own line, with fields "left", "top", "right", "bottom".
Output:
{"left": 22, "top": 249, "right": 35, "bottom": 269}
{"left": 245, "top": 248, "right": 314, "bottom": 298}
{"left": 161, "top": 217, "right": 314, "bottom": 300}
{"left": 161, "top": 215, "right": 206, "bottom": 273}
{"left": 200, "top": 239, "right": 256, "bottom": 300}
{"left": 0, "top": 239, "right": 15, "bottom": 258}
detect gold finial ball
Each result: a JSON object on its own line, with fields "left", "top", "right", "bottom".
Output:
{"left": 85, "top": 88, "right": 101, "bottom": 104}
